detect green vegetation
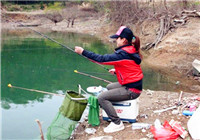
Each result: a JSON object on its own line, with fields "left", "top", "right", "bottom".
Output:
{"left": 45, "top": 2, "right": 65, "bottom": 12}
{"left": 4, "top": 3, "right": 41, "bottom": 11}
{"left": 194, "top": 1, "right": 200, "bottom": 5}
{"left": 2, "top": 1, "right": 40, "bottom": 11}
{"left": 1, "top": 1, "right": 65, "bottom": 12}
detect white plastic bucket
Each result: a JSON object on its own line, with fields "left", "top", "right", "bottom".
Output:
{"left": 87, "top": 86, "right": 107, "bottom": 96}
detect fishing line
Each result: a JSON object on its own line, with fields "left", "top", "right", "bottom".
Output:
{"left": 2, "top": 47, "right": 60, "bottom": 51}
{"left": 3, "top": 15, "right": 110, "bottom": 71}
{"left": 10, "top": 63, "right": 113, "bottom": 76}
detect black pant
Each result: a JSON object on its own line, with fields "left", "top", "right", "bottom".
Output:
{"left": 98, "top": 82, "right": 140, "bottom": 124}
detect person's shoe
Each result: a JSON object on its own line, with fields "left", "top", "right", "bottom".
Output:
{"left": 104, "top": 121, "right": 124, "bottom": 133}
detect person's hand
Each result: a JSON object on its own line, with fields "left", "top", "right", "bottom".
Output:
{"left": 109, "top": 69, "right": 116, "bottom": 75}
{"left": 75, "top": 46, "right": 84, "bottom": 54}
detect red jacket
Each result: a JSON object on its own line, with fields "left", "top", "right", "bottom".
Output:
{"left": 82, "top": 45, "right": 143, "bottom": 87}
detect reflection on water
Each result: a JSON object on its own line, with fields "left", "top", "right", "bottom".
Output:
{"left": 2, "top": 29, "right": 178, "bottom": 139}
{"left": 2, "top": 29, "right": 113, "bottom": 106}
{"left": 2, "top": 95, "right": 63, "bottom": 139}
{"left": 1, "top": 29, "right": 114, "bottom": 139}
{"left": 143, "top": 68, "right": 176, "bottom": 91}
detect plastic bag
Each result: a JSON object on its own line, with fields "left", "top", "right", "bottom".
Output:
{"left": 151, "top": 120, "right": 179, "bottom": 140}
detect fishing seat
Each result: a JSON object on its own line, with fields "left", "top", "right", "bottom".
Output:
{"left": 102, "top": 98, "right": 139, "bottom": 123}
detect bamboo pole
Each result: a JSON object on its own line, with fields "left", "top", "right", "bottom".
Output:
{"left": 8, "top": 84, "right": 65, "bottom": 97}
{"left": 35, "top": 119, "right": 44, "bottom": 140}
{"left": 74, "top": 70, "right": 112, "bottom": 84}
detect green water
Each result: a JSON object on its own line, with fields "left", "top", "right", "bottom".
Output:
{"left": 1, "top": 29, "right": 177, "bottom": 139}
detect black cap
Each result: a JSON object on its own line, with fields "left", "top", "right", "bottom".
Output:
{"left": 110, "top": 26, "right": 134, "bottom": 42}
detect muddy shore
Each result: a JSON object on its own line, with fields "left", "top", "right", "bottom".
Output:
{"left": 70, "top": 90, "right": 200, "bottom": 140}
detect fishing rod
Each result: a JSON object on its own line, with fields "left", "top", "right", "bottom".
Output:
{"left": 79, "top": 71, "right": 112, "bottom": 76}
{"left": 74, "top": 70, "right": 112, "bottom": 84}
{"left": 4, "top": 15, "right": 109, "bottom": 71}
{"left": 8, "top": 84, "right": 65, "bottom": 97}
{"left": 8, "top": 83, "right": 87, "bottom": 100}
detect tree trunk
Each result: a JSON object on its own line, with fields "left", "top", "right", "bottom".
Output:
{"left": 164, "top": 0, "right": 168, "bottom": 10}
{"left": 182, "top": 0, "right": 188, "bottom": 9}
{"left": 135, "top": 0, "right": 139, "bottom": 9}
{"left": 142, "top": 16, "right": 174, "bottom": 50}
{"left": 71, "top": 18, "right": 75, "bottom": 28}
{"left": 67, "top": 19, "right": 70, "bottom": 28}
{"left": 152, "top": 0, "right": 155, "bottom": 14}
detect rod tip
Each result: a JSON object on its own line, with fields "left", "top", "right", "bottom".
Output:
{"left": 8, "top": 84, "right": 12, "bottom": 88}
{"left": 74, "top": 70, "right": 78, "bottom": 73}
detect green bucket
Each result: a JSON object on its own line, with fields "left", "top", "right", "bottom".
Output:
{"left": 59, "top": 91, "right": 88, "bottom": 121}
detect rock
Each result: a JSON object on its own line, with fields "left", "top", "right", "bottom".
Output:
{"left": 142, "top": 129, "right": 146, "bottom": 133}
{"left": 85, "top": 128, "right": 96, "bottom": 134}
{"left": 140, "top": 138, "right": 148, "bottom": 140}
{"left": 89, "top": 136, "right": 113, "bottom": 140}
{"left": 190, "top": 85, "right": 200, "bottom": 91}
{"left": 146, "top": 89, "right": 154, "bottom": 95}
{"left": 172, "top": 110, "right": 179, "bottom": 115}
{"left": 140, "top": 114, "right": 148, "bottom": 119}
{"left": 192, "top": 59, "right": 200, "bottom": 76}
{"left": 146, "top": 133, "right": 154, "bottom": 139}
{"left": 176, "top": 81, "right": 180, "bottom": 85}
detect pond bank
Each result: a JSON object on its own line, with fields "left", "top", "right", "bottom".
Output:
{"left": 71, "top": 90, "right": 200, "bottom": 140}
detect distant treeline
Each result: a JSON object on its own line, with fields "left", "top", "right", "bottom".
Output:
{"left": 1, "top": 1, "right": 68, "bottom": 11}
{"left": 1, "top": 1, "right": 83, "bottom": 5}
{"left": 2, "top": 1, "right": 54, "bottom": 4}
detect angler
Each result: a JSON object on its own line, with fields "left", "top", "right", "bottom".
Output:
{"left": 75, "top": 26, "right": 143, "bottom": 133}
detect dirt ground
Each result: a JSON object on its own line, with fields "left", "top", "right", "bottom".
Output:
{"left": 2, "top": 8, "right": 200, "bottom": 140}
{"left": 71, "top": 90, "right": 200, "bottom": 140}
{"left": 144, "top": 18, "right": 200, "bottom": 92}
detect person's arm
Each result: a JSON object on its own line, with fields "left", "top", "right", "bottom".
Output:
{"left": 75, "top": 46, "right": 120, "bottom": 65}
{"left": 75, "top": 46, "right": 84, "bottom": 54}
{"left": 109, "top": 69, "right": 116, "bottom": 75}
{"left": 74, "top": 46, "right": 141, "bottom": 65}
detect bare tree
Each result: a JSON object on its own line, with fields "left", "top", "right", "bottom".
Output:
{"left": 182, "top": 0, "right": 188, "bottom": 9}
{"left": 45, "top": 12, "right": 63, "bottom": 25}
{"left": 62, "top": 6, "right": 78, "bottom": 28}
{"left": 62, "top": 3, "right": 97, "bottom": 28}
{"left": 135, "top": 0, "right": 139, "bottom": 10}
{"left": 152, "top": 0, "right": 155, "bottom": 14}
{"left": 164, "top": 0, "right": 168, "bottom": 10}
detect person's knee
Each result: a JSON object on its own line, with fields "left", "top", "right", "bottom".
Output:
{"left": 106, "top": 82, "right": 121, "bottom": 90}
{"left": 106, "top": 83, "right": 113, "bottom": 90}
{"left": 98, "top": 96, "right": 103, "bottom": 104}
